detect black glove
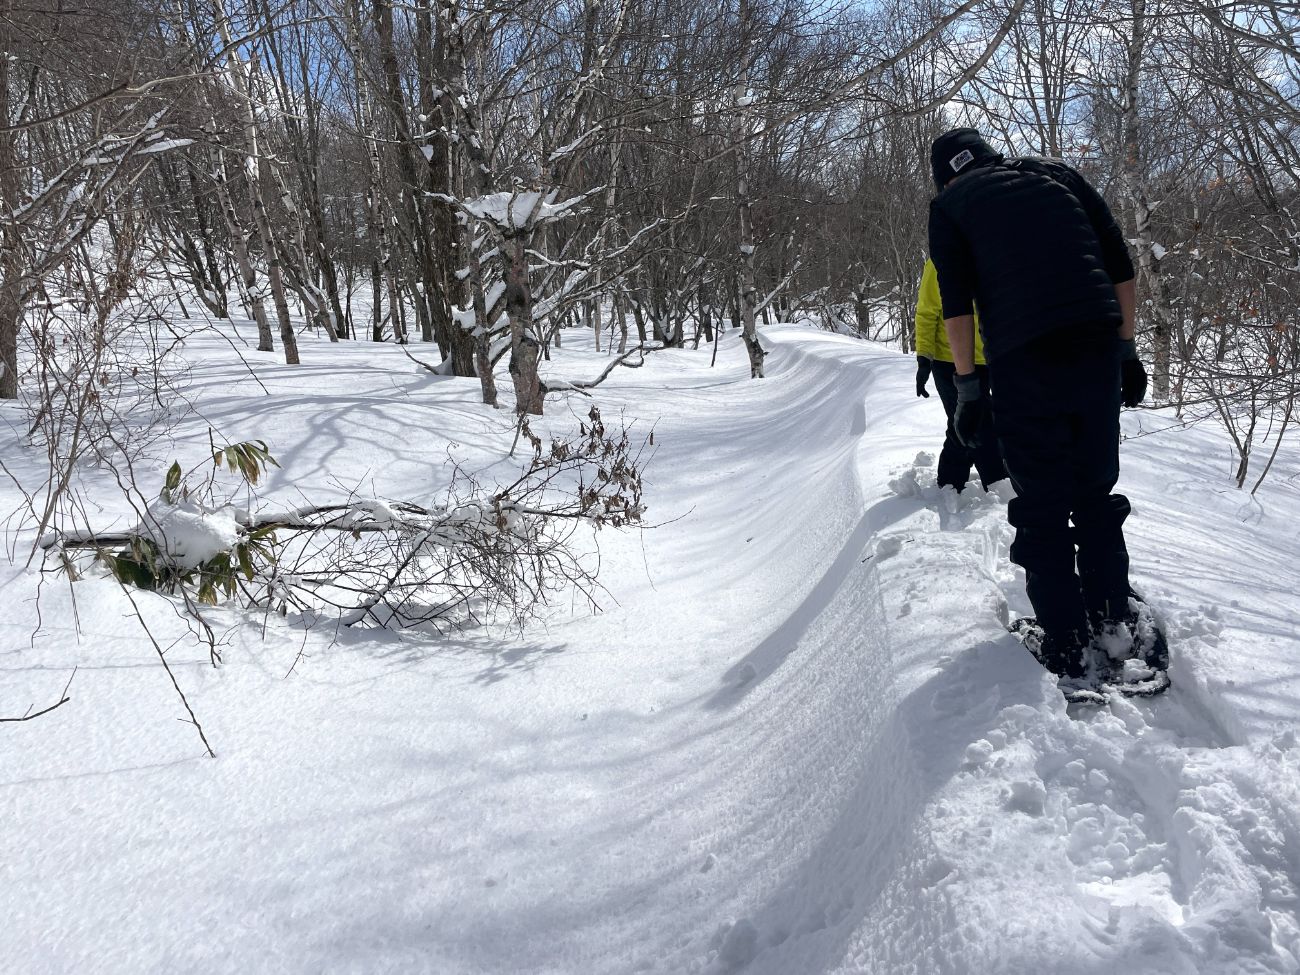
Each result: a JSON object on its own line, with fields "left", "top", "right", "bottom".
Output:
{"left": 915, "top": 356, "right": 932, "bottom": 398}
{"left": 1120, "top": 339, "right": 1147, "bottom": 407}
{"left": 953, "top": 371, "right": 985, "bottom": 448}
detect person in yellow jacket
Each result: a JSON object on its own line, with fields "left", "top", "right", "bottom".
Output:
{"left": 914, "top": 258, "right": 1007, "bottom": 491}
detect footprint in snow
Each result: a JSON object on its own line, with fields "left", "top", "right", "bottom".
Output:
{"left": 706, "top": 918, "right": 759, "bottom": 973}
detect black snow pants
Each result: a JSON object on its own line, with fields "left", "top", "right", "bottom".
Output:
{"left": 989, "top": 329, "right": 1132, "bottom": 637}
{"left": 930, "top": 360, "right": 1006, "bottom": 491}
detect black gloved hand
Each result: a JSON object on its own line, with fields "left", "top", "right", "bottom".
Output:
{"left": 1120, "top": 338, "right": 1147, "bottom": 407}
{"left": 953, "top": 371, "right": 985, "bottom": 448}
{"left": 915, "top": 356, "right": 932, "bottom": 398}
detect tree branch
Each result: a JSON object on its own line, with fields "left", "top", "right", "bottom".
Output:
{"left": 1, "top": 668, "right": 76, "bottom": 723}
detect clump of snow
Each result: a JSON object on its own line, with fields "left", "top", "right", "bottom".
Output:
{"left": 138, "top": 499, "right": 240, "bottom": 571}
{"left": 451, "top": 305, "right": 476, "bottom": 331}
{"left": 887, "top": 467, "right": 921, "bottom": 497}
{"left": 964, "top": 739, "right": 995, "bottom": 767}
{"left": 547, "top": 127, "right": 603, "bottom": 162}
{"left": 875, "top": 535, "right": 903, "bottom": 560}
{"left": 1095, "top": 621, "right": 1136, "bottom": 660}
{"left": 338, "top": 499, "right": 394, "bottom": 530}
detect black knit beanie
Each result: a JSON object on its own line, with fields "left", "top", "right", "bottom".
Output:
{"left": 930, "top": 129, "right": 1001, "bottom": 190}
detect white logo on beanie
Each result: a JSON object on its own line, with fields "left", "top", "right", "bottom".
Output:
{"left": 949, "top": 149, "right": 974, "bottom": 173}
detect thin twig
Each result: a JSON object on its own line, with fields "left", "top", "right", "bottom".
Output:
{"left": 115, "top": 583, "right": 216, "bottom": 758}
{"left": 0, "top": 668, "right": 77, "bottom": 723}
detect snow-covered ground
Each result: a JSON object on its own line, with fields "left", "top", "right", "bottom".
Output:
{"left": 2, "top": 322, "right": 1299, "bottom": 974}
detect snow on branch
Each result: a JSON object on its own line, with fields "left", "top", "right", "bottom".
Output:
{"left": 548, "top": 126, "right": 605, "bottom": 163}
{"left": 433, "top": 187, "right": 604, "bottom": 233}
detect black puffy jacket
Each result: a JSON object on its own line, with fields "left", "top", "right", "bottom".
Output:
{"left": 927, "top": 157, "right": 1135, "bottom": 363}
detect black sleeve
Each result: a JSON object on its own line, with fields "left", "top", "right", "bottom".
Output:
{"left": 1060, "top": 165, "right": 1135, "bottom": 284}
{"left": 927, "top": 202, "right": 976, "bottom": 318}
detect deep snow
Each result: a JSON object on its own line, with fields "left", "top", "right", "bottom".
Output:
{"left": 2, "top": 323, "right": 1299, "bottom": 974}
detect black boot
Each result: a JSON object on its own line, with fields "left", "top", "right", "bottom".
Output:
{"left": 1038, "top": 627, "right": 1089, "bottom": 679}
{"left": 1012, "top": 619, "right": 1089, "bottom": 679}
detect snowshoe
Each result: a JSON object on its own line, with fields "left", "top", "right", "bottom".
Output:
{"left": 1087, "top": 587, "right": 1171, "bottom": 698}
{"left": 1009, "top": 606, "right": 1171, "bottom": 705}
{"left": 1009, "top": 617, "right": 1107, "bottom": 705}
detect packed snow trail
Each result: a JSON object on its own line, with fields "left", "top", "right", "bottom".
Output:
{"left": 690, "top": 329, "right": 1300, "bottom": 973}
{"left": 1, "top": 324, "right": 1298, "bottom": 973}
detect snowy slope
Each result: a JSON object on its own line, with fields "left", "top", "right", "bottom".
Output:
{"left": 2, "top": 324, "right": 1298, "bottom": 974}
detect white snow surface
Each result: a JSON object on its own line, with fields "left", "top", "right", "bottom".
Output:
{"left": 2, "top": 323, "right": 1300, "bottom": 973}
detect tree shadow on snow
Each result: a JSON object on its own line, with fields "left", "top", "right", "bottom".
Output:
{"left": 270, "top": 610, "right": 570, "bottom": 689}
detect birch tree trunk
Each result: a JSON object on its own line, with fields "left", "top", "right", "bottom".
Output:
{"left": 736, "top": 0, "right": 765, "bottom": 379}
{"left": 372, "top": 0, "right": 440, "bottom": 353}
{"left": 1119, "top": 0, "right": 1173, "bottom": 400}
{"left": 342, "top": 0, "right": 397, "bottom": 344}
{"left": 212, "top": 153, "right": 276, "bottom": 353}
{"left": 0, "top": 11, "right": 21, "bottom": 400}
{"left": 441, "top": 0, "right": 502, "bottom": 406}
{"left": 615, "top": 287, "right": 629, "bottom": 354}
{"left": 417, "top": 0, "right": 474, "bottom": 374}
{"left": 466, "top": 242, "right": 498, "bottom": 407}
{"left": 256, "top": 0, "right": 340, "bottom": 341}
{"left": 213, "top": 1, "right": 298, "bottom": 364}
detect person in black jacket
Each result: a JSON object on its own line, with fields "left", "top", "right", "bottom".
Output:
{"left": 926, "top": 128, "right": 1149, "bottom": 680}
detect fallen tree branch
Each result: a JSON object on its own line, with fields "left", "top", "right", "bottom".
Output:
{"left": 41, "top": 411, "right": 648, "bottom": 633}
{"left": 541, "top": 342, "right": 661, "bottom": 401}
{"left": 399, "top": 343, "right": 455, "bottom": 376}
{"left": 1, "top": 669, "right": 77, "bottom": 723}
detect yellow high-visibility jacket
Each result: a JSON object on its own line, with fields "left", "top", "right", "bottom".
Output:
{"left": 914, "top": 258, "right": 987, "bottom": 365}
